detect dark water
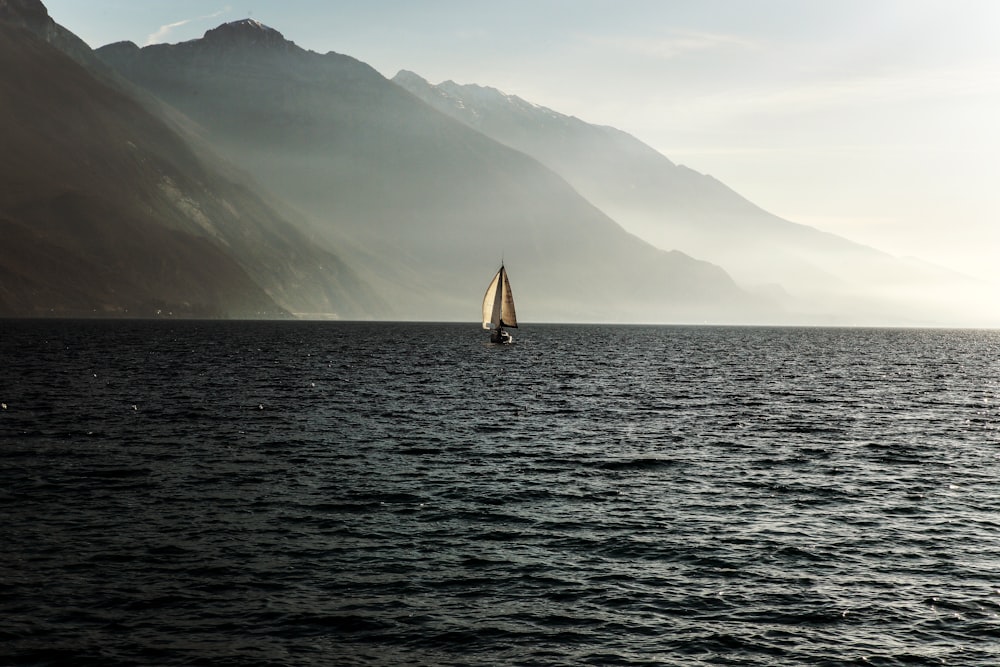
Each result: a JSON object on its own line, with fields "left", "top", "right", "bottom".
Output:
{"left": 2, "top": 320, "right": 1000, "bottom": 666}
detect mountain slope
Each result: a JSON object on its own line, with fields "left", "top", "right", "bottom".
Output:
{"left": 0, "top": 21, "right": 275, "bottom": 317}
{"left": 97, "top": 21, "right": 767, "bottom": 324}
{"left": 0, "top": 3, "right": 384, "bottom": 319}
{"left": 393, "top": 71, "right": 985, "bottom": 326}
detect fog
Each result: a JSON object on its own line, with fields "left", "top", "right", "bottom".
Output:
{"left": 27, "top": 1, "right": 1000, "bottom": 325}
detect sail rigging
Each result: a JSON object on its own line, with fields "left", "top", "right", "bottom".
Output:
{"left": 482, "top": 265, "right": 517, "bottom": 331}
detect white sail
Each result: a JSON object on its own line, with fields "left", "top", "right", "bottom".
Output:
{"left": 482, "top": 265, "right": 517, "bottom": 329}
{"left": 499, "top": 267, "right": 517, "bottom": 328}
{"left": 482, "top": 270, "right": 500, "bottom": 329}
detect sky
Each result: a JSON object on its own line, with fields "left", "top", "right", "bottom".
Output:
{"left": 44, "top": 0, "right": 1000, "bottom": 285}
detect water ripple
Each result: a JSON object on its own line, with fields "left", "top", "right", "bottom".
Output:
{"left": 2, "top": 321, "right": 999, "bottom": 665}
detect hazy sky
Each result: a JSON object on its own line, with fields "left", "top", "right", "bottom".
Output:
{"left": 45, "top": 0, "right": 1000, "bottom": 283}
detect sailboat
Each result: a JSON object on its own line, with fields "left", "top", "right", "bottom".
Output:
{"left": 482, "top": 264, "right": 517, "bottom": 344}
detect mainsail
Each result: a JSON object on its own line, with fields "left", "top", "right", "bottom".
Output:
{"left": 482, "top": 265, "right": 517, "bottom": 330}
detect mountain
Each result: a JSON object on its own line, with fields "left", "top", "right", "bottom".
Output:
{"left": 0, "top": 0, "right": 92, "bottom": 62}
{"left": 96, "top": 20, "right": 767, "bottom": 324}
{"left": 393, "top": 72, "right": 987, "bottom": 326}
{"left": 0, "top": 2, "right": 384, "bottom": 319}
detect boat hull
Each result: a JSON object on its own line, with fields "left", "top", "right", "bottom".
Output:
{"left": 490, "top": 328, "right": 513, "bottom": 344}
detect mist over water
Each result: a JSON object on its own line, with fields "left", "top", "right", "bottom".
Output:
{"left": 2, "top": 320, "right": 999, "bottom": 665}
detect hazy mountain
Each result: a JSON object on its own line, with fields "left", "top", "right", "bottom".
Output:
{"left": 0, "top": 2, "right": 384, "bottom": 319}
{"left": 393, "top": 71, "right": 987, "bottom": 326}
{"left": 96, "top": 20, "right": 767, "bottom": 324}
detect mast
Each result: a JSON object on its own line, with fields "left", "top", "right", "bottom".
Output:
{"left": 498, "top": 268, "right": 506, "bottom": 330}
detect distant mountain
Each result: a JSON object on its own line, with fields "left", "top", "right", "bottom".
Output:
{"left": 393, "top": 71, "right": 986, "bottom": 326}
{"left": 0, "top": 2, "right": 384, "bottom": 319}
{"left": 19, "top": 1, "right": 974, "bottom": 325}
{"left": 96, "top": 20, "right": 766, "bottom": 324}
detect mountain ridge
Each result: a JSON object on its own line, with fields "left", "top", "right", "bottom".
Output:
{"left": 393, "top": 70, "right": 988, "bottom": 326}
{"left": 9, "top": 2, "right": 982, "bottom": 325}
{"left": 0, "top": 6, "right": 386, "bottom": 319}
{"left": 0, "top": 20, "right": 278, "bottom": 317}
{"left": 97, "top": 21, "right": 766, "bottom": 324}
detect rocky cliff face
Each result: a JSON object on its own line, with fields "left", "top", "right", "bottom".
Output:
{"left": 0, "top": 0, "right": 96, "bottom": 64}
